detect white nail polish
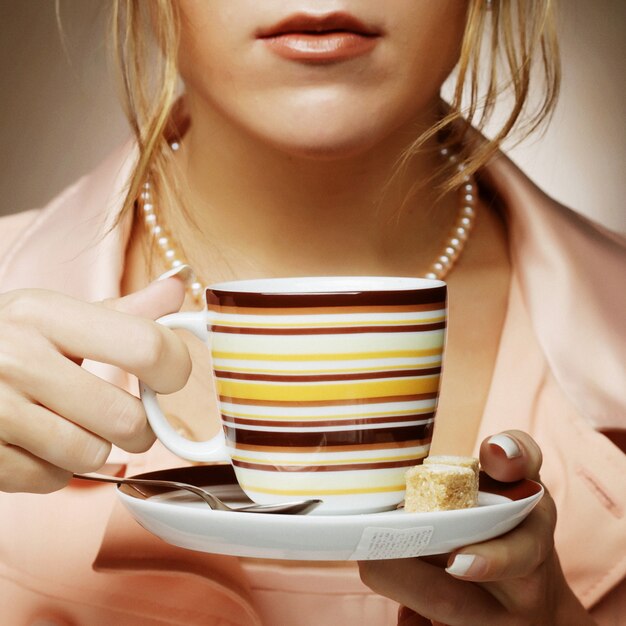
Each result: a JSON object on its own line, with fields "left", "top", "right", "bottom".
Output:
{"left": 446, "top": 554, "right": 476, "bottom": 577}
{"left": 488, "top": 434, "right": 522, "bottom": 459}
{"left": 157, "top": 264, "right": 192, "bottom": 282}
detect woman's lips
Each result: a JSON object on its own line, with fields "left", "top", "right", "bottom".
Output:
{"left": 257, "top": 12, "right": 381, "bottom": 63}
{"left": 261, "top": 31, "right": 379, "bottom": 62}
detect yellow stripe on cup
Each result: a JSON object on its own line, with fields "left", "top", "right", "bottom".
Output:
{"left": 240, "top": 483, "right": 406, "bottom": 496}
{"left": 216, "top": 376, "right": 440, "bottom": 402}
{"left": 211, "top": 315, "right": 445, "bottom": 328}
{"left": 211, "top": 348, "right": 442, "bottom": 362}
{"left": 231, "top": 453, "right": 423, "bottom": 465}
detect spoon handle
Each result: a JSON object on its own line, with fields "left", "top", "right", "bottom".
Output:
{"left": 73, "top": 473, "right": 227, "bottom": 510}
{"left": 73, "top": 473, "right": 322, "bottom": 515}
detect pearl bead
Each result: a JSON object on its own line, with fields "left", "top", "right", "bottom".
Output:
{"left": 464, "top": 183, "right": 473, "bottom": 192}
{"left": 449, "top": 237, "right": 461, "bottom": 248}
{"left": 462, "top": 206, "right": 475, "bottom": 217}
{"left": 191, "top": 282, "right": 203, "bottom": 297}
{"left": 455, "top": 226, "right": 468, "bottom": 240}
{"left": 165, "top": 249, "right": 176, "bottom": 260}
{"left": 425, "top": 272, "right": 438, "bottom": 280}
{"left": 464, "top": 193, "right": 474, "bottom": 203}
{"left": 143, "top": 182, "right": 150, "bottom": 190}
{"left": 143, "top": 203, "right": 154, "bottom": 213}
{"left": 157, "top": 236, "right": 169, "bottom": 248}
{"left": 144, "top": 214, "right": 156, "bottom": 225}
{"left": 445, "top": 246, "right": 456, "bottom": 257}
{"left": 459, "top": 216, "right": 472, "bottom": 228}
{"left": 433, "top": 262, "right": 444, "bottom": 272}
{"left": 141, "top": 191, "right": 150, "bottom": 201}
{"left": 440, "top": 148, "right": 449, "bottom": 156}
{"left": 151, "top": 225, "right": 163, "bottom": 236}
{"left": 171, "top": 142, "right": 180, "bottom": 151}
{"left": 171, "top": 259, "right": 183, "bottom": 268}
{"left": 439, "top": 255, "right": 451, "bottom": 265}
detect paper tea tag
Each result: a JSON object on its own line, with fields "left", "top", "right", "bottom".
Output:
{"left": 351, "top": 526, "right": 434, "bottom": 560}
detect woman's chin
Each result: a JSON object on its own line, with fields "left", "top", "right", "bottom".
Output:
{"left": 277, "top": 144, "right": 375, "bottom": 161}
{"left": 260, "top": 128, "right": 389, "bottom": 161}
{"left": 239, "top": 99, "right": 413, "bottom": 161}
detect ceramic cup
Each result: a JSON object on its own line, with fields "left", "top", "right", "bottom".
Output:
{"left": 140, "top": 276, "right": 447, "bottom": 514}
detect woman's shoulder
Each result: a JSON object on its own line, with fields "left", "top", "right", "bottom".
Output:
{"left": 2, "top": 140, "right": 135, "bottom": 248}
{"left": 0, "top": 209, "right": 42, "bottom": 260}
{"left": 0, "top": 141, "right": 136, "bottom": 297}
{"left": 482, "top": 147, "right": 625, "bottom": 255}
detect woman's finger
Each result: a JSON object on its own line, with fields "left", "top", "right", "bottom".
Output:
{"left": 445, "top": 492, "right": 557, "bottom": 582}
{"left": 479, "top": 430, "right": 543, "bottom": 482}
{"left": 359, "top": 558, "right": 510, "bottom": 626}
{"left": 0, "top": 386, "right": 114, "bottom": 474}
{"left": 0, "top": 442, "right": 71, "bottom": 493}
{"left": 11, "top": 341, "right": 155, "bottom": 453}
{"left": 100, "top": 270, "right": 188, "bottom": 319}
{"left": 0, "top": 284, "right": 190, "bottom": 394}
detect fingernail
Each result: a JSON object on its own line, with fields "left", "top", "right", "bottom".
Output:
{"left": 157, "top": 264, "right": 192, "bottom": 283}
{"left": 488, "top": 433, "right": 522, "bottom": 459}
{"left": 446, "top": 553, "right": 488, "bottom": 578}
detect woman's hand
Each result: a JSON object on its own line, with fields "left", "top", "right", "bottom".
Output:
{"left": 359, "top": 431, "right": 594, "bottom": 625}
{"left": 0, "top": 276, "right": 188, "bottom": 493}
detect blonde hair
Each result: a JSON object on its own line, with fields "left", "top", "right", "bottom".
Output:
{"left": 111, "top": 0, "right": 560, "bottom": 229}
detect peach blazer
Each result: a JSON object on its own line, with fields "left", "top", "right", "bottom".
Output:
{"left": 0, "top": 142, "right": 624, "bottom": 626}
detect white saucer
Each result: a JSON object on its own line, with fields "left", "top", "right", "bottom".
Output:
{"left": 117, "top": 465, "right": 543, "bottom": 561}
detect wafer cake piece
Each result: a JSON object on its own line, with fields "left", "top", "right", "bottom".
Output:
{"left": 404, "top": 464, "right": 478, "bottom": 512}
{"left": 423, "top": 455, "right": 479, "bottom": 479}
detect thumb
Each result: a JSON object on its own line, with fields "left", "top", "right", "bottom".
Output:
{"left": 479, "top": 430, "right": 543, "bottom": 482}
{"left": 98, "top": 265, "right": 190, "bottom": 320}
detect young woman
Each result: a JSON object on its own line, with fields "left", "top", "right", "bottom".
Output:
{"left": 0, "top": 1, "right": 623, "bottom": 624}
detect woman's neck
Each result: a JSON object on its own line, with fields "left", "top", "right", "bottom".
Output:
{"left": 167, "top": 94, "right": 458, "bottom": 281}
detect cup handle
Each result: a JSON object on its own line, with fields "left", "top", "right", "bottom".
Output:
{"left": 139, "top": 310, "right": 229, "bottom": 462}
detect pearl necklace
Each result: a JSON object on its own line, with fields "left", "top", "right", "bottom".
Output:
{"left": 139, "top": 144, "right": 477, "bottom": 306}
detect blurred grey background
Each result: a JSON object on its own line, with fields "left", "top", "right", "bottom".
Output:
{"left": 1, "top": 0, "right": 624, "bottom": 232}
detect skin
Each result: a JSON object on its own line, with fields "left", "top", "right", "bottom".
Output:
{"left": 169, "top": 0, "right": 469, "bottom": 279}
{"left": 0, "top": 1, "right": 592, "bottom": 623}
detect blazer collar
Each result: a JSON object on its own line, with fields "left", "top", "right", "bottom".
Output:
{"left": 484, "top": 153, "right": 626, "bottom": 428}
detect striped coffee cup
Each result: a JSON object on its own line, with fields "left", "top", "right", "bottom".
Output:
{"left": 141, "top": 276, "right": 446, "bottom": 514}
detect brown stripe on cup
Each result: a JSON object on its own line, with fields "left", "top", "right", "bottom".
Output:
{"left": 208, "top": 302, "right": 445, "bottom": 316}
{"left": 231, "top": 457, "right": 421, "bottom": 473}
{"left": 207, "top": 287, "right": 447, "bottom": 309}
{"left": 213, "top": 367, "right": 442, "bottom": 383}
{"left": 230, "top": 438, "right": 431, "bottom": 454}
{"left": 223, "top": 422, "right": 433, "bottom": 448}
{"left": 220, "top": 411, "right": 435, "bottom": 428}
{"left": 208, "top": 321, "right": 446, "bottom": 335}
